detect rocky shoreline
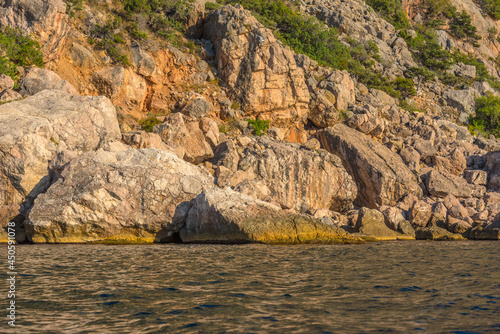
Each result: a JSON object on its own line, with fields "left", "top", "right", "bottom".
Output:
{"left": 0, "top": 0, "right": 499, "bottom": 244}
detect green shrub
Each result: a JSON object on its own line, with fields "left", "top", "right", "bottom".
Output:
{"left": 206, "top": 1, "right": 222, "bottom": 10}
{"left": 123, "top": 0, "right": 193, "bottom": 36}
{"left": 421, "top": 0, "right": 456, "bottom": 19}
{"left": 219, "top": 124, "right": 228, "bottom": 134}
{"left": 0, "top": 27, "right": 44, "bottom": 80}
{"left": 407, "top": 66, "right": 436, "bottom": 82}
{"left": 128, "top": 22, "right": 148, "bottom": 40}
{"left": 469, "top": 94, "right": 500, "bottom": 137}
{"left": 248, "top": 118, "right": 270, "bottom": 136}
{"left": 97, "top": 38, "right": 132, "bottom": 66}
{"left": 393, "top": 77, "right": 416, "bottom": 97}
{"left": 400, "top": 99, "right": 424, "bottom": 114}
{"left": 480, "top": 0, "right": 500, "bottom": 20}
{"left": 0, "top": 56, "right": 18, "bottom": 80}
{"left": 365, "top": 0, "right": 410, "bottom": 29}
{"left": 0, "top": 27, "right": 44, "bottom": 68}
{"left": 449, "top": 10, "right": 481, "bottom": 46}
{"left": 140, "top": 116, "right": 163, "bottom": 132}
{"left": 218, "top": 0, "right": 352, "bottom": 69}
{"left": 488, "top": 26, "right": 498, "bottom": 40}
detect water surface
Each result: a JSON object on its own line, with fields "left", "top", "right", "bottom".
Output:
{"left": 2, "top": 241, "right": 499, "bottom": 333}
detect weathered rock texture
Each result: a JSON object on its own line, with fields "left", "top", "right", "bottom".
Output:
{"left": 212, "top": 136, "right": 357, "bottom": 212}
{"left": 26, "top": 149, "right": 215, "bottom": 243}
{"left": 153, "top": 113, "right": 216, "bottom": 164}
{"left": 0, "top": 90, "right": 121, "bottom": 231}
{"left": 180, "top": 187, "right": 359, "bottom": 244}
{"left": 19, "top": 68, "right": 78, "bottom": 96}
{"left": 318, "top": 124, "right": 422, "bottom": 208}
{"left": 203, "top": 4, "right": 310, "bottom": 125}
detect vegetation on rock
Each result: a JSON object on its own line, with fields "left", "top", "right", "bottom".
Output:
{"left": 0, "top": 27, "right": 44, "bottom": 80}
{"left": 248, "top": 118, "right": 270, "bottom": 136}
{"left": 469, "top": 94, "right": 500, "bottom": 137}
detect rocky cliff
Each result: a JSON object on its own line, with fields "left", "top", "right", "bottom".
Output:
{"left": 1, "top": 0, "right": 499, "bottom": 243}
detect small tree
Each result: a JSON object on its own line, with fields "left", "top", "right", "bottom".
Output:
{"left": 469, "top": 94, "right": 500, "bottom": 137}
{"left": 449, "top": 10, "right": 481, "bottom": 46}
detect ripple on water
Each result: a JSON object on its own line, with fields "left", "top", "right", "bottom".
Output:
{"left": 2, "top": 241, "right": 499, "bottom": 333}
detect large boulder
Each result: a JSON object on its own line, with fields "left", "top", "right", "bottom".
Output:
{"left": 318, "top": 124, "right": 422, "bottom": 208}
{"left": 25, "top": 148, "right": 215, "bottom": 243}
{"left": 318, "top": 70, "right": 355, "bottom": 110}
{"left": 415, "top": 226, "right": 466, "bottom": 241}
{"left": 0, "top": 90, "right": 121, "bottom": 235}
{"left": 19, "top": 68, "right": 78, "bottom": 96}
{"left": 131, "top": 41, "right": 156, "bottom": 77}
{"left": 442, "top": 88, "right": 477, "bottom": 114}
{"left": 354, "top": 207, "right": 406, "bottom": 240}
{"left": 485, "top": 151, "right": 500, "bottom": 191}
{"left": 470, "top": 221, "right": 500, "bottom": 240}
{"left": 92, "top": 67, "right": 125, "bottom": 99}
{"left": 203, "top": 4, "right": 310, "bottom": 125}
{"left": 212, "top": 136, "right": 357, "bottom": 212}
{"left": 179, "top": 187, "right": 359, "bottom": 244}
{"left": 0, "top": 0, "right": 70, "bottom": 63}
{"left": 0, "top": 74, "right": 14, "bottom": 91}
{"left": 153, "top": 113, "right": 215, "bottom": 164}
{"left": 424, "top": 170, "right": 484, "bottom": 198}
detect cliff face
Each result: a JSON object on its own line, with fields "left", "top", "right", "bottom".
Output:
{"left": 0, "top": 0, "right": 499, "bottom": 243}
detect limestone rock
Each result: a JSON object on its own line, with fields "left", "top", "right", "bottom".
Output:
{"left": 92, "top": 67, "right": 125, "bottom": 99}
{"left": 449, "top": 62, "right": 476, "bottom": 79}
{"left": 0, "top": 89, "right": 22, "bottom": 103}
{"left": 122, "top": 131, "right": 185, "bottom": 158}
{"left": 179, "top": 187, "right": 359, "bottom": 244}
{"left": 415, "top": 226, "right": 466, "bottom": 241}
{"left": 409, "top": 200, "right": 432, "bottom": 228}
{"left": 318, "top": 124, "right": 422, "bottom": 208}
{"left": 470, "top": 221, "right": 500, "bottom": 240}
{"left": 442, "top": 88, "right": 477, "bottom": 114}
{"left": 463, "top": 170, "right": 488, "bottom": 186}
{"left": 25, "top": 149, "right": 215, "bottom": 243}
{"left": 153, "top": 113, "right": 213, "bottom": 164}
{"left": 319, "top": 70, "right": 355, "bottom": 110}
{"left": 354, "top": 208, "right": 403, "bottom": 240}
{"left": 203, "top": 4, "right": 310, "bottom": 124}
{"left": 212, "top": 136, "right": 357, "bottom": 212}
{"left": 131, "top": 41, "right": 156, "bottom": 77}
{"left": 0, "top": 74, "right": 14, "bottom": 91}
{"left": 485, "top": 151, "right": 500, "bottom": 191}
{"left": 0, "top": 90, "right": 121, "bottom": 234}
{"left": 70, "top": 43, "right": 96, "bottom": 69}
{"left": 424, "top": 169, "right": 484, "bottom": 198}
{"left": 19, "top": 68, "right": 78, "bottom": 96}
{"left": 181, "top": 95, "right": 211, "bottom": 119}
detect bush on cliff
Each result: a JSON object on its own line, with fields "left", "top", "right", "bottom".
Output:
{"left": 248, "top": 118, "right": 270, "bottom": 136}
{"left": 449, "top": 10, "right": 481, "bottom": 46}
{"left": 0, "top": 27, "right": 44, "bottom": 80}
{"left": 217, "top": 0, "right": 405, "bottom": 98}
{"left": 469, "top": 94, "right": 500, "bottom": 137}
{"left": 479, "top": 0, "right": 500, "bottom": 20}
{"left": 365, "top": 0, "right": 410, "bottom": 29}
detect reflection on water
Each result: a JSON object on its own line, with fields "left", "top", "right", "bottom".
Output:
{"left": 1, "top": 241, "right": 499, "bottom": 333}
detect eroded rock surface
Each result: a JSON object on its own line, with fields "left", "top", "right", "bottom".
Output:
{"left": 0, "top": 90, "right": 121, "bottom": 231}
{"left": 203, "top": 4, "right": 310, "bottom": 125}
{"left": 212, "top": 136, "right": 357, "bottom": 212}
{"left": 179, "top": 187, "right": 359, "bottom": 244}
{"left": 318, "top": 124, "right": 422, "bottom": 208}
{"left": 26, "top": 149, "right": 215, "bottom": 243}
